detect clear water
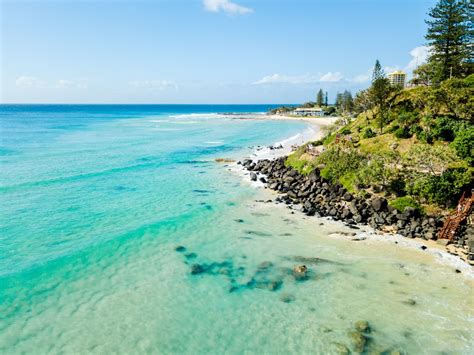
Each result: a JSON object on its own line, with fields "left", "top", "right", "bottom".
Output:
{"left": 0, "top": 105, "right": 472, "bottom": 354}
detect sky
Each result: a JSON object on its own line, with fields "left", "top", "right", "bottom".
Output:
{"left": 1, "top": 0, "right": 435, "bottom": 104}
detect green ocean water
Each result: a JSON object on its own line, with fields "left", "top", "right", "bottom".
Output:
{"left": 0, "top": 105, "right": 473, "bottom": 354}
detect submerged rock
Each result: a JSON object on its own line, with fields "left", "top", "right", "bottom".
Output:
{"left": 190, "top": 264, "right": 206, "bottom": 275}
{"left": 185, "top": 252, "right": 197, "bottom": 260}
{"left": 354, "top": 320, "right": 371, "bottom": 333}
{"left": 402, "top": 298, "right": 417, "bottom": 306}
{"left": 279, "top": 293, "right": 296, "bottom": 303}
{"left": 292, "top": 265, "right": 308, "bottom": 281}
{"left": 332, "top": 342, "right": 351, "bottom": 355}
{"left": 175, "top": 246, "right": 186, "bottom": 252}
{"left": 257, "top": 261, "right": 273, "bottom": 271}
{"left": 348, "top": 330, "right": 367, "bottom": 353}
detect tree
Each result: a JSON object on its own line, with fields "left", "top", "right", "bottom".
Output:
{"left": 316, "top": 89, "right": 324, "bottom": 107}
{"left": 335, "top": 92, "right": 343, "bottom": 110}
{"left": 369, "top": 60, "right": 395, "bottom": 133}
{"left": 354, "top": 89, "right": 373, "bottom": 117}
{"left": 404, "top": 144, "right": 458, "bottom": 176}
{"left": 372, "top": 59, "right": 385, "bottom": 81}
{"left": 450, "top": 126, "right": 474, "bottom": 165}
{"left": 342, "top": 90, "right": 354, "bottom": 113}
{"left": 425, "top": 0, "right": 472, "bottom": 82}
{"left": 410, "top": 63, "right": 437, "bottom": 86}
{"left": 324, "top": 92, "right": 328, "bottom": 106}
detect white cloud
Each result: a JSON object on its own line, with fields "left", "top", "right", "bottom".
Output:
{"left": 15, "top": 76, "right": 88, "bottom": 89}
{"left": 350, "top": 71, "right": 371, "bottom": 83}
{"left": 405, "top": 46, "right": 430, "bottom": 72}
{"left": 56, "top": 79, "right": 75, "bottom": 88}
{"left": 129, "top": 80, "right": 178, "bottom": 91}
{"left": 15, "top": 76, "right": 43, "bottom": 88}
{"left": 347, "top": 46, "right": 431, "bottom": 84}
{"left": 319, "top": 72, "right": 343, "bottom": 82}
{"left": 203, "top": 0, "right": 253, "bottom": 15}
{"left": 253, "top": 71, "right": 345, "bottom": 85}
{"left": 252, "top": 73, "right": 320, "bottom": 85}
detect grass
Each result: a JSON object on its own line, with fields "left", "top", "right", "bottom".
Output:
{"left": 285, "top": 144, "right": 318, "bottom": 175}
{"left": 389, "top": 196, "right": 424, "bottom": 214}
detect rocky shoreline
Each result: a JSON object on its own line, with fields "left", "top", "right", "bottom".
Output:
{"left": 239, "top": 156, "right": 474, "bottom": 265}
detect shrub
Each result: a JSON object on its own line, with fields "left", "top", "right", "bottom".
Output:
{"left": 394, "top": 126, "right": 412, "bottom": 139}
{"left": 409, "top": 124, "right": 422, "bottom": 136}
{"left": 430, "top": 116, "right": 467, "bottom": 142}
{"left": 389, "top": 196, "right": 423, "bottom": 214}
{"left": 398, "top": 111, "right": 418, "bottom": 126}
{"left": 388, "top": 124, "right": 400, "bottom": 133}
{"left": 285, "top": 145, "right": 317, "bottom": 174}
{"left": 416, "top": 129, "right": 433, "bottom": 144}
{"left": 404, "top": 144, "right": 458, "bottom": 175}
{"left": 388, "top": 178, "right": 406, "bottom": 196}
{"left": 341, "top": 128, "right": 351, "bottom": 135}
{"left": 355, "top": 151, "right": 400, "bottom": 189}
{"left": 317, "top": 145, "right": 366, "bottom": 182}
{"left": 362, "top": 127, "right": 376, "bottom": 139}
{"left": 451, "top": 127, "right": 474, "bottom": 165}
{"left": 408, "top": 168, "right": 472, "bottom": 206}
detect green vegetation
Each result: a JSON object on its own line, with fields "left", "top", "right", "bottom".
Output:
{"left": 389, "top": 196, "right": 424, "bottom": 214}
{"left": 285, "top": 144, "right": 317, "bottom": 175}
{"left": 425, "top": 0, "right": 472, "bottom": 83}
{"left": 316, "top": 89, "right": 324, "bottom": 107}
{"left": 284, "top": 0, "right": 473, "bottom": 214}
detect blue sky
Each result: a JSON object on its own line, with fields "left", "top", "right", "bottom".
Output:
{"left": 1, "top": 0, "right": 435, "bottom": 104}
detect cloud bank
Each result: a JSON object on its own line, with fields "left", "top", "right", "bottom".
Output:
{"left": 252, "top": 72, "right": 345, "bottom": 85}
{"left": 15, "top": 76, "right": 88, "bottom": 89}
{"left": 129, "top": 80, "right": 178, "bottom": 91}
{"left": 203, "top": 0, "right": 253, "bottom": 15}
{"left": 252, "top": 46, "right": 432, "bottom": 87}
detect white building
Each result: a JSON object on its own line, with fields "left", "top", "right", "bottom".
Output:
{"left": 294, "top": 107, "right": 324, "bottom": 117}
{"left": 388, "top": 70, "right": 406, "bottom": 87}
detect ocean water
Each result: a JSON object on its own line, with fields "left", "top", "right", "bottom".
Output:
{"left": 0, "top": 105, "right": 472, "bottom": 354}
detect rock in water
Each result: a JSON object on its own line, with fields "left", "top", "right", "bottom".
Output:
{"left": 175, "top": 246, "right": 186, "bottom": 252}
{"left": 332, "top": 343, "right": 351, "bottom": 355}
{"left": 280, "top": 293, "right": 296, "bottom": 303}
{"left": 348, "top": 331, "right": 367, "bottom": 353}
{"left": 190, "top": 264, "right": 206, "bottom": 275}
{"left": 250, "top": 172, "right": 257, "bottom": 181}
{"left": 354, "top": 320, "right": 371, "bottom": 333}
{"left": 292, "top": 265, "right": 308, "bottom": 281}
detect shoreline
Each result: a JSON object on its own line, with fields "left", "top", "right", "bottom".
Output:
{"left": 227, "top": 115, "right": 473, "bottom": 276}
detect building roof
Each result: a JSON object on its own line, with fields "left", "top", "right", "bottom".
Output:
{"left": 388, "top": 70, "right": 406, "bottom": 76}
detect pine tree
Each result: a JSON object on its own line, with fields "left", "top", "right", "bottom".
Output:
{"left": 425, "top": 0, "right": 472, "bottom": 81}
{"left": 342, "top": 90, "right": 353, "bottom": 113}
{"left": 335, "top": 93, "right": 343, "bottom": 109}
{"left": 369, "top": 60, "right": 394, "bottom": 133}
{"left": 372, "top": 59, "right": 385, "bottom": 81}
{"left": 324, "top": 92, "right": 328, "bottom": 106}
{"left": 316, "top": 89, "right": 324, "bottom": 107}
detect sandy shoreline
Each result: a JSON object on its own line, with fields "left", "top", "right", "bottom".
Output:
{"left": 227, "top": 114, "right": 474, "bottom": 277}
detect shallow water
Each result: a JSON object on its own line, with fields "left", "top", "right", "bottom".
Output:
{"left": 0, "top": 105, "right": 473, "bottom": 354}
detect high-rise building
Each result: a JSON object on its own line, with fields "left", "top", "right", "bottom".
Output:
{"left": 388, "top": 70, "right": 406, "bottom": 87}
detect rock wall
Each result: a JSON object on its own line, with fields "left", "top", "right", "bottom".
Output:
{"left": 240, "top": 157, "right": 445, "bottom": 241}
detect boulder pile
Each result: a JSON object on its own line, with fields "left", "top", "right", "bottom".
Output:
{"left": 240, "top": 157, "right": 446, "bottom": 241}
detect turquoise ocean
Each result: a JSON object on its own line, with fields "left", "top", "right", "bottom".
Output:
{"left": 0, "top": 105, "right": 472, "bottom": 354}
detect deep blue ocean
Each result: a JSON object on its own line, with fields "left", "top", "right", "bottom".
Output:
{"left": 0, "top": 105, "right": 472, "bottom": 354}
